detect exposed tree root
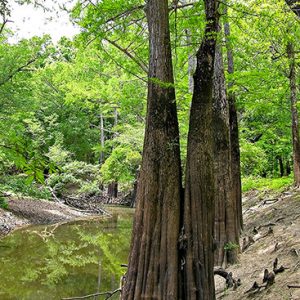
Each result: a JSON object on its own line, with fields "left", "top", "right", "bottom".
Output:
{"left": 245, "top": 258, "right": 288, "bottom": 294}
{"left": 287, "top": 285, "right": 300, "bottom": 289}
{"left": 214, "top": 268, "right": 241, "bottom": 289}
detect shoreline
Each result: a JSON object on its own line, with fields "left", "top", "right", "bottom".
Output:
{"left": 0, "top": 197, "right": 105, "bottom": 238}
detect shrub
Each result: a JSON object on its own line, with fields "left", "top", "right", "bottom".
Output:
{"left": 47, "top": 161, "right": 102, "bottom": 197}
{"left": 0, "top": 197, "right": 8, "bottom": 209}
{"left": 0, "top": 175, "right": 51, "bottom": 199}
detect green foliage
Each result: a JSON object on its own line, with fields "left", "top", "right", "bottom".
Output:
{"left": 224, "top": 242, "right": 239, "bottom": 251}
{"left": 242, "top": 176, "right": 293, "bottom": 193}
{"left": 0, "top": 175, "right": 51, "bottom": 199}
{"left": 100, "top": 146, "right": 141, "bottom": 185}
{"left": 1, "top": 0, "right": 300, "bottom": 196}
{"left": 0, "top": 196, "right": 8, "bottom": 209}
{"left": 47, "top": 161, "right": 101, "bottom": 197}
{"left": 240, "top": 140, "right": 268, "bottom": 176}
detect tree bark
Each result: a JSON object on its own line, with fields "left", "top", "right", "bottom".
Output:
{"left": 182, "top": 0, "right": 219, "bottom": 298}
{"left": 224, "top": 9, "right": 243, "bottom": 233}
{"left": 99, "top": 113, "right": 105, "bottom": 164}
{"left": 213, "top": 44, "right": 239, "bottom": 267}
{"left": 107, "top": 182, "right": 118, "bottom": 199}
{"left": 285, "top": 0, "right": 300, "bottom": 18}
{"left": 122, "top": 0, "right": 182, "bottom": 298}
{"left": 287, "top": 42, "right": 300, "bottom": 187}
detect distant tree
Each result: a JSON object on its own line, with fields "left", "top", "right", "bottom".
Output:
{"left": 285, "top": 1, "right": 300, "bottom": 187}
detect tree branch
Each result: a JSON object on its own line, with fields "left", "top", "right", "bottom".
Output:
{"left": 105, "top": 5, "right": 145, "bottom": 24}
{"left": 0, "top": 19, "right": 8, "bottom": 35}
{"left": 104, "top": 38, "right": 148, "bottom": 74}
{"left": 103, "top": 2, "right": 196, "bottom": 25}
{"left": 0, "top": 57, "right": 38, "bottom": 86}
{"left": 99, "top": 49, "right": 147, "bottom": 83}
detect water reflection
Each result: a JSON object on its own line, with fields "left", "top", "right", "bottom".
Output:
{"left": 0, "top": 207, "right": 133, "bottom": 300}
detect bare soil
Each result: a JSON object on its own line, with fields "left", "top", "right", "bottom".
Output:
{"left": 0, "top": 197, "right": 101, "bottom": 237}
{"left": 215, "top": 188, "right": 300, "bottom": 300}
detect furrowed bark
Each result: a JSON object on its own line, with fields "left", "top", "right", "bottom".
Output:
{"left": 285, "top": 0, "right": 300, "bottom": 18}
{"left": 287, "top": 42, "right": 300, "bottom": 187}
{"left": 122, "top": 0, "right": 182, "bottom": 298}
{"left": 224, "top": 8, "right": 243, "bottom": 232}
{"left": 213, "top": 44, "right": 239, "bottom": 266}
{"left": 182, "top": 0, "right": 219, "bottom": 298}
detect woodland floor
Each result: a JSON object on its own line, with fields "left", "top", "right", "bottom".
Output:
{"left": 215, "top": 188, "right": 300, "bottom": 300}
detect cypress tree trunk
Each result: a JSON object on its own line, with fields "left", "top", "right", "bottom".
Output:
{"left": 285, "top": 0, "right": 300, "bottom": 18}
{"left": 224, "top": 11, "right": 243, "bottom": 232}
{"left": 287, "top": 42, "right": 300, "bottom": 187}
{"left": 213, "top": 45, "right": 239, "bottom": 266}
{"left": 182, "top": 0, "right": 219, "bottom": 298}
{"left": 122, "top": 0, "right": 182, "bottom": 298}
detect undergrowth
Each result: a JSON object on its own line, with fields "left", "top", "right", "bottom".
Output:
{"left": 0, "top": 175, "right": 51, "bottom": 200}
{"left": 242, "top": 176, "right": 293, "bottom": 193}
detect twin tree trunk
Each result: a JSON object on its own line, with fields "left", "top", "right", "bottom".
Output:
{"left": 123, "top": 0, "right": 239, "bottom": 298}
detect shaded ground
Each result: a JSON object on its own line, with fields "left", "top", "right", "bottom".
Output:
{"left": 215, "top": 188, "right": 300, "bottom": 300}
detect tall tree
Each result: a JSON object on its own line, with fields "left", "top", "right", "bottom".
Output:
{"left": 121, "top": 0, "right": 182, "bottom": 298}
{"left": 287, "top": 42, "right": 300, "bottom": 186}
{"left": 285, "top": 1, "right": 300, "bottom": 186}
{"left": 182, "top": 0, "right": 219, "bottom": 298}
{"left": 224, "top": 8, "right": 243, "bottom": 233}
{"left": 213, "top": 44, "right": 240, "bottom": 266}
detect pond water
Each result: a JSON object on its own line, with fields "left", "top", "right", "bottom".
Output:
{"left": 0, "top": 207, "right": 134, "bottom": 300}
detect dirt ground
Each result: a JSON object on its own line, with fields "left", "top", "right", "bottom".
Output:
{"left": 0, "top": 197, "right": 102, "bottom": 237}
{"left": 215, "top": 188, "right": 300, "bottom": 300}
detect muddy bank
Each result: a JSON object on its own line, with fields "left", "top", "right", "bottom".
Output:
{"left": 0, "top": 198, "right": 105, "bottom": 237}
{"left": 215, "top": 188, "right": 300, "bottom": 300}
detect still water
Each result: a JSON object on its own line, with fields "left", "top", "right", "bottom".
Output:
{"left": 0, "top": 207, "right": 134, "bottom": 300}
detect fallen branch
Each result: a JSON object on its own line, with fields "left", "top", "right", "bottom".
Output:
{"left": 61, "top": 288, "right": 121, "bottom": 300}
{"left": 46, "top": 185, "right": 61, "bottom": 203}
{"left": 259, "top": 198, "right": 278, "bottom": 207}
{"left": 287, "top": 284, "right": 300, "bottom": 289}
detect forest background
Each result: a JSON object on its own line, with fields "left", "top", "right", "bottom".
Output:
{"left": 0, "top": 0, "right": 299, "bottom": 205}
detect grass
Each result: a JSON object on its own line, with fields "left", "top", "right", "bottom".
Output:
{"left": 242, "top": 176, "right": 294, "bottom": 193}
